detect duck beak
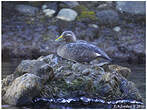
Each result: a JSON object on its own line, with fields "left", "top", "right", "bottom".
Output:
{"left": 55, "top": 35, "right": 63, "bottom": 41}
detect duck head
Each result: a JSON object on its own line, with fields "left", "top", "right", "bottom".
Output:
{"left": 56, "top": 31, "right": 77, "bottom": 43}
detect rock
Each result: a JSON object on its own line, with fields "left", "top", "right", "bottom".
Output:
{"left": 88, "top": 24, "right": 99, "bottom": 29}
{"left": 113, "top": 26, "right": 121, "bottom": 32}
{"left": 56, "top": 8, "right": 78, "bottom": 21}
{"left": 97, "top": 2, "right": 113, "bottom": 10}
{"left": 119, "top": 78, "right": 143, "bottom": 101}
{"left": 74, "top": 22, "right": 99, "bottom": 41}
{"left": 108, "top": 65, "right": 131, "bottom": 78}
{"left": 116, "top": 26, "right": 145, "bottom": 63}
{"left": 46, "top": 25, "right": 59, "bottom": 41}
{"left": 42, "top": 2, "right": 58, "bottom": 12}
{"left": 82, "top": 68, "right": 93, "bottom": 75}
{"left": 42, "top": 4, "right": 47, "bottom": 10}
{"left": 15, "top": 4, "right": 39, "bottom": 16}
{"left": 97, "top": 3, "right": 108, "bottom": 9}
{"left": 133, "top": 43, "right": 145, "bottom": 55}
{"left": 94, "top": 22, "right": 145, "bottom": 63}
{"left": 116, "top": 1, "right": 145, "bottom": 15}
{"left": 41, "top": 2, "right": 57, "bottom": 17}
{"left": 3, "top": 73, "right": 42, "bottom": 105}
{"left": 2, "top": 54, "right": 143, "bottom": 106}
{"left": 62, "top": 1, "right": 80, "bottom": 8}
{"left": 93, "top": 27, "right": 117, "bottom": 56}
{"left": 78, "top": 1, "right": 99, "bottom": 9}
{"left": 2, "top": 74, "right": 15, "bottom": 96}
{"left": 2, "top": 1, "right": 145, "bottom": 64}
{"left": 14, "top": 59, "right": 54, "bottom": 83}
{"left": 43, "top": 9, "right": 56, "bottom": 17}
{"left": 28, "top": 1, "right": 43, "bottom": 7}
{"left": 96, "top": 10, "right": 120, "bottom": 26}
{"left": 39, "top": 54, "right": 142, "bottom": 101}
{"left": 74, "top": 5, "right": 97, "bottom": 23}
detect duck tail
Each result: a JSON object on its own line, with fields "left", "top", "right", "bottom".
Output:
{"left": 99, "top": 51, "right": 112, "bottom": 62}
{"left": 105, "top": 55, "right": 112, "bottom": 62}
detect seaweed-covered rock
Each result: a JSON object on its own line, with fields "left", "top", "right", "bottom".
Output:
{"left": 39, "top": 54, "right": 142, "bottom": 102}
{"left": 2, "top": 54, "right": 143, "bottom": 106}
{"left": 3, "top": 73, "right": 42, "bottom": 105}
{"left": 14, "top": 59, "right": 54, "bottom": 83}
{"left": 74, "top": 5, "right": 97, "bottom": 23}
{"left": 108, "top": 65, "right": 131, "bottom": 78}
{"left": 2, "top": 74, "right": 15, "bottom": 97}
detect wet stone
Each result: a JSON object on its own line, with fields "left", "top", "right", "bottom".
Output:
{"left": 108, "top": 65, "right": 131, "bottom": 78}
{"left": 116, "top": 1, "right": 146, "bottom": 15}
{"left": 96, "top": 10, "right": 120, "bottom": 26}
{"left": 15, "top": 4, "right": 39, "bottom": 16}
{"left": 14, "top": 59, "right": 54, "bottom": 83}
{"left": 42, "top": 2, "right": 58, "bottom": 11}
{"left": 3, "top": 73, "right": 42, "bottom": 105}
{"left": 43, "top": 9, "right": 56, "bottom": 17}
{"left": 61, "top": 1, "right": 80, "bottom": 8}
{"left": 113, "top": 26, "right": 121, "bottom": 32}
{"left": 56, "top": 8, "right": 78, "bottom": 21}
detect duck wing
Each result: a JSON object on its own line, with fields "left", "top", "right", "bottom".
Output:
{"left": 57, "top": 43, "right": 99, "bottom": 63}
{"left": 57, "top": 42, "right": 111, "bottom": 63}
{"left": 76, "top": 41, "right": 112, "bottom": 61}
{"left": 83, "top": 42, "right": 112, "bottom": 61}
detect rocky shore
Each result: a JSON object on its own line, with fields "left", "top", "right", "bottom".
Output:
{"left": 2, "top": 1, "right": 146, "bottom": 63}
{"left": 2, "top": 1, "right": 146, "bottom": 108}
{"left": 2, "top": 54, "right": 143, "bottom": 107}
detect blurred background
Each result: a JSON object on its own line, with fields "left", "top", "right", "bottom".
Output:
{"left": 2, "top": 1, "right": 146, "bottom": 108}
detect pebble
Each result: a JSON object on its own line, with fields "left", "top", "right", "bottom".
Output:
{"left": 113, "top": 26, "right": 121, "bottom": 32}
{"left": 42, "top": 4, "right": 47, "bottom": 10}
{"left": 88, "top": 24, "right": 99, "bottom": 29}
{"left": 97, "top": 4, "right": 108, "bottom": 9}
{"left": 3, "top": 73, "right": 42, "bottom": 105}
{"left": 41, "top": 2, "right": 58, "bottom": 12}
{"left": 56, "top": 8, "right": 78, "bottom": 21}
{"left": 43, "top": 9, "right": 56, "bottom": 17}
{"left": 62, "top": 1, "right": 79, "bottom": 8}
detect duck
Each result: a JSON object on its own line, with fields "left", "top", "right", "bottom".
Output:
{"left": 55, "top": 31, "right": 112, "bottom": 63}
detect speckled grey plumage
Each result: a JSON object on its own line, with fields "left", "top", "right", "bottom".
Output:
{"left": 56, "top": 31, "right": 112, "bottom": 63}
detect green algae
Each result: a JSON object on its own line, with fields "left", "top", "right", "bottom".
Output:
{"left": 77, "top": 11, "right": 97, "bottom": 21}
{"left": 74, "top": 5, "right": 89, "bottom": 13}
{"left": 74, "top": 5, "right": 97, "bottom": 21}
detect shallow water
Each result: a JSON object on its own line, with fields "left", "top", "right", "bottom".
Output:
{"left": 2, "top": 58, "right": 146, "bottom": 109}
